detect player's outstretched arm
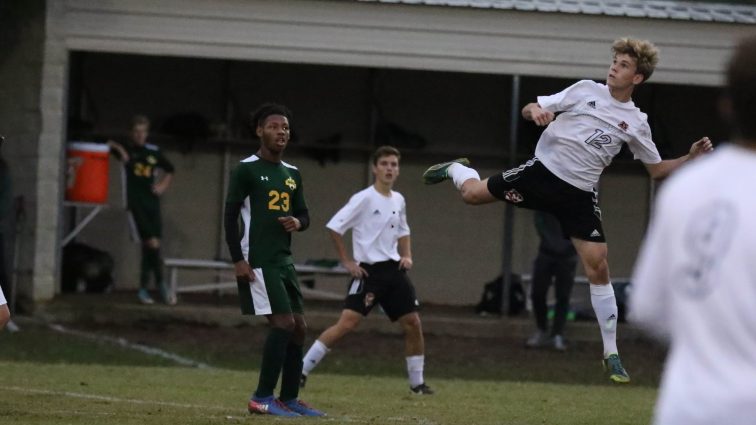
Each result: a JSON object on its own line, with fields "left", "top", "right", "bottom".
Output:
{"left": 644, "top": 137, "right": 713, "bottom": 180}
{"left": 522, "top": 103, "right": 555, "bottom": 127}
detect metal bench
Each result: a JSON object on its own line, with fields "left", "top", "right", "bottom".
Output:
{"left": 163, "top": 258, "right": 349, "bottom": 302}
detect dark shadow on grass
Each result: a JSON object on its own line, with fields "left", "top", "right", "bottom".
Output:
{"left": 56, "top": 321, "right": 665, "bottom": 388}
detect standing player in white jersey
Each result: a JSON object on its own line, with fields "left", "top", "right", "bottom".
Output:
{"left": 0, "top": 284, "right": 10, "bottom": 330}
{"left": 630, "top": 36, "right": 756, "bottom": 425}
{"left": 422, "top": 37, "right": 713, "bottom": 383}
{"left": 301, "top": 146, "right": 433, "bottom": 395}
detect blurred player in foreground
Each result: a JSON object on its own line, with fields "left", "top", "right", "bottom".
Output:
{"left": 631, "top": 35, "right": 756, "bottom": 425}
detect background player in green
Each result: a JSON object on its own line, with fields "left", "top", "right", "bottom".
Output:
{"left": 224, "top": 103, "right": 324, "bottom": 417}
{"left": 109, "top": 115, "right": 175, "bottom": 305}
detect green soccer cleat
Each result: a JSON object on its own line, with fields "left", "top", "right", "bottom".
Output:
{"left": 603, "top": 353, "right": 631, "bottom": 383}
{"left": 422, "top": 158, "right": 470, "bottom": 185}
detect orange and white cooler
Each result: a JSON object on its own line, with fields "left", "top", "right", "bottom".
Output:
{"left": 65, "top": 142, "right": 110, "bottom": 204}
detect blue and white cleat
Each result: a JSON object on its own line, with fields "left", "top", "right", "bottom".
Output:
{"left": 282, "top": 398, "right": 326, "bottom": 416}
{"left": 247, "top": 395, "right": 300, "bottom": 417}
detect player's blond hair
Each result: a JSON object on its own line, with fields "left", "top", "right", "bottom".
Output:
{"left": 612, "top": 38, "right": 659, "bottom": 82}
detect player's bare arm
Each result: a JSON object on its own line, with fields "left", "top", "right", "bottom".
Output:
{"left": 522, "top": 103, "right": 555, "bottom": 127}
{"left": 152, "top": 172, "right": 173, "bottom": 195}
{"left": 398, "top": 235, "right": 413, "bottom": 270}
{"left": 277, "top": 216, "right": 301, "bottom": 233}
{"left": 234, "top": 260, "right": 254, "bottom": 282}
{"left": 644, "top": 137, "right": 713, "bottom": 179}
{"left": 329, "top": 229, "right": 367, "bottom": 278}
{"left": 107, "top": 140, "right": 130, "bottom": 162}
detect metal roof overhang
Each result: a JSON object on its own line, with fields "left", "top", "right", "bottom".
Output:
{"left": 57, "top": 0, "right": 754, "bottom": 86}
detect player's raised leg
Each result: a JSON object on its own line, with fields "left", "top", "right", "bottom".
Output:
{"left": 301, "top": 309, "right": 362, "bottom": 387}
{"left": 572, "top": 239, "right": 630, "bottom": 383}
{"left": 423, "top": 159, "right": 497, "bottom": 205}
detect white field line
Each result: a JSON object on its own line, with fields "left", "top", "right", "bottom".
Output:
{"left": 7, "top": 387, "right": 382, "bottom": 423}
{"left": 47, "top": 323, "right": 214, "bottom": 369}
{"left": 6, "top": 386, "right": 229, "bottom": 411}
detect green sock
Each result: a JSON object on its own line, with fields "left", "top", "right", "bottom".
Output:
{"left": 139, "top": 247, "right": 151, "bottom": 289}
{"left": 279, "top": 342, "right": 304, "bottom": 402}
{"left": 254, "top": 327, "right": 292, "bottom": 398}
{"left": 147, "top": 248, "right": 163, "bottom": 286}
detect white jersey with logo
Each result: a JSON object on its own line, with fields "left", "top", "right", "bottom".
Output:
{"left": 535, "top": 80, "right": 662, "bottom": 191}
{"left": 0, "top": 285, "right": 6, "bottom": 305}
{"left": 326, "top": 186, "right": 410, "bottom": 265}
{"left": 631, "top": 144, "right": 756, "bottom": 425}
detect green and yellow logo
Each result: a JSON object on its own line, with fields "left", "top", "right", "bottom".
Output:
{"left": 147, "top": 155, "right": 157, "bottom": 165}
{"left": 285, "top": 177, "right": 296, "bottom": 190}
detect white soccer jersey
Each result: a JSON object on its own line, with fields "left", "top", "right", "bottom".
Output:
{"left": 535, "top": 80, "right": 662, "bottom": 191}
{"left": 631, "top": 144, "right": 756, "bottom": 425}
{"left": 326, "top": 186, "right": 410, "bottom": 264}
{"left": 0, "top": 285, "right": 6, "bottom": 305}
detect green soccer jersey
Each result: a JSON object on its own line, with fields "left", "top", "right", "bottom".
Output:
{"left": 124, "top": 143, "right": 174, "bottom": 208}
{"left": 226, "top": 155, "right": 307, "bottom": 268}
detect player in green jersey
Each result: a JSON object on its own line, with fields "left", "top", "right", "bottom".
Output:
{"left": 109, "top": 115, "right": 175, "bottom": 305}
{"left": 224, "top": 103, "right": 324, "bottom": 417}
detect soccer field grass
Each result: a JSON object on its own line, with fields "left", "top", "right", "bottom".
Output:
{"left": 1, "top": 322, "right": 659, "bottom": 424}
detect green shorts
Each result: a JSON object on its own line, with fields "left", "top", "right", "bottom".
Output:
{"left": 128, "top": 201, "right": 162, "bottom": 240}
{"left": 236, "top": 264, "right": 303, "bottom": 316}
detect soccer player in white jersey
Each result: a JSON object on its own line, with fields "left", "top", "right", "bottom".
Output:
{"left": 301, "top": 146, "right": 433, "bottom": 395}
{"left": 0, "top": 284, "right": 10, "bottom": 330}
{"left": 423, "top": 37, "right": 713, "bottom": 383}
{"left": 630, "top": 36, "right": 756, "bottom": 425}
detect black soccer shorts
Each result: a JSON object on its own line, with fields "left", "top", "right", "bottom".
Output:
{"left": 343, "top": 260, "right": 419, "bottom": 321}
{"left": 486, "top": 158, "right": 606, "bottom": 243}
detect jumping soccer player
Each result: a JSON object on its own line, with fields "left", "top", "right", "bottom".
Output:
{"left": 423, "top": 37, "right": 713, "bottom": 383}
{"left": 109, "top": 115, "right": 175, "bottom": 305}
{"left": 224, "top": 103, "right": 324, "bottom": 417}
{"left": 301, "top": 146, "right": 433, "bottom": 395}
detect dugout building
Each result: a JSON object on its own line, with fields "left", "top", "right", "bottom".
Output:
{"left": 1, "top": 0, "right": 754, "bottom": 311}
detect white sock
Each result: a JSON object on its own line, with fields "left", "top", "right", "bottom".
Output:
{"left": 590, "top": 283, "right": 618, "bottom": 357}
{"left": 448, "top": 163, "right": 480, "bottom": 190}
{"left": 302, "top": 340, "right": 330, "bottom": 376}
{"left": 406, "top": 355, "right": 425, "bottom": 387}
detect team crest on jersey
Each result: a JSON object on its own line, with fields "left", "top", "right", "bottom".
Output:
{"left": 504, "top": 189, "right": 524, "bottom": 203}
{"left": 284, "top": 177, "right": 296, "bottom": 190}
{"left": 618, "top": 121, "right": 629, "bottom": 131}
{"left": 146, "top": 155, "right": 157, "bottom": 165}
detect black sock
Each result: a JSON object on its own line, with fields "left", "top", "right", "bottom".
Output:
{"left": 254, "top": 327, "right": 292, "bottom": 399}
{"left": 279, "top": 342, "right": 304, "bottom": 402}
